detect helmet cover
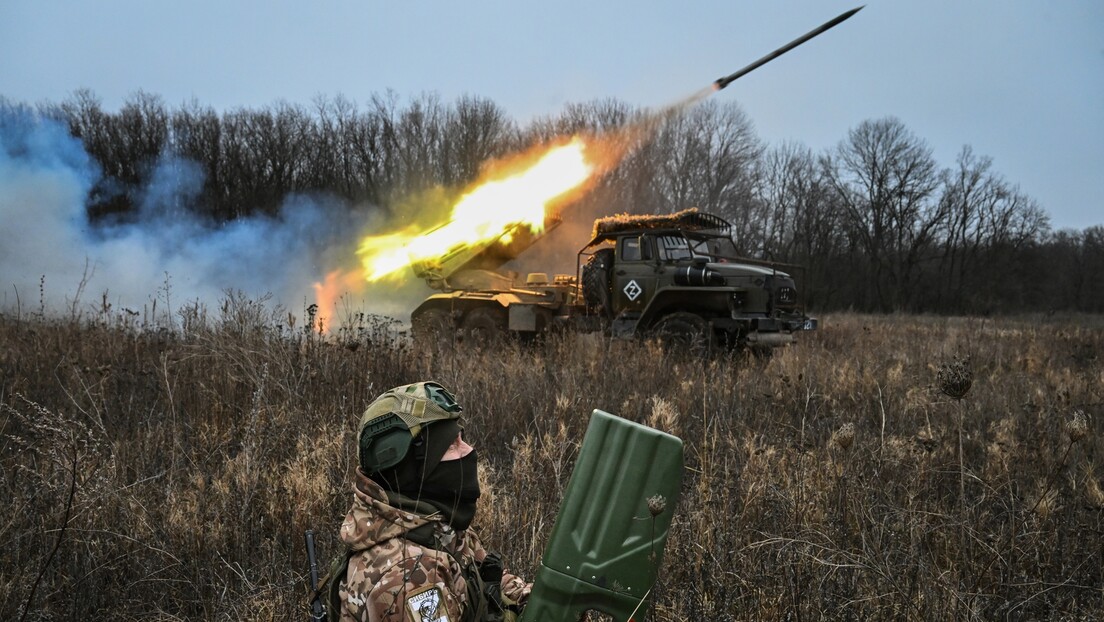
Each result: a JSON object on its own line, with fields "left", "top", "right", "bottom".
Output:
{"left": 358, "top": 381, "right": 462, "bottom": 474}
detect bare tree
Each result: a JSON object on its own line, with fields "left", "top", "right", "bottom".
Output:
{"left": 644, "top": 101, "right": 762, "bottom": 249}
{"left": 368, "top": 92, "right": 448, "bottom": 203}
{"left": 171, "top": 100, "right": 223, "bottom": 218}
{"left": 305, "top": 95, "right": 343, "bottom": 197}
{"left": 1077, "top": 226, "right": 1104, "bottom": 312}
{"left": 523, "top": 98, "right": 636, "bottom": 140}
{"left": 757, "top": 142, "right": 839, "bottom": 257}
{"left": 936, "top": 146, "right": 1050, "bottom": 311}
{"left": 823, "top": 117, "right": 943, "bottom": 310}
{"left": 756, "top": 142, "right": 844, "bottom": 306}
{"left": 114, "top": 91, "right": 169, "bottom": 179}
{"left": 938, "top": 146, "right": 991, "bottom": 305}
{"left": 60, "top": 90, "right": 169, "bottom": 220}
{"left": 439, "top": 95, "right": 514, "bottom": 186}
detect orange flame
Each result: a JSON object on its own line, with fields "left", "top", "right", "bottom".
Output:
{"left": 356, "top": 137, "right": 595, "bottom": 283}
{"left": 310, "top": 132, "right": 640, "bottom": 325}
{"left": 311, "top": 268, "right": 366, "bottom": 329}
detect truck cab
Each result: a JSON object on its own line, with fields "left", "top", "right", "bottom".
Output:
{"left": 578, "top": 209, "right": 816, "bottom": 348}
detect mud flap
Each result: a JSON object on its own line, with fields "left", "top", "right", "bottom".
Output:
{"left": 520, "top": 410, "right": 683, "bottom": 622}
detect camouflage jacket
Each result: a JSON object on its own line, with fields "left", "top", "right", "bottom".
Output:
{"left": 338, "top": 470, "right": 530, "bottom": 622}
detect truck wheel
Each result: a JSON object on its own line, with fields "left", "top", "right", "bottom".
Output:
{"left": 582, "top": 248, "right": 614, "bottom": 317}
{"left": 462, "top": 306, "right": 507, "bottom": 345}
{"left": 412, "top": 307, "right": 454, "bottom": 345}
{"left": 651, "top": 312, "right": 711, "bottom": 354}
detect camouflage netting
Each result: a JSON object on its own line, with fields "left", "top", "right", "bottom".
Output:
{"left": 590, "top": 208, "right": 731, "bottom": 240}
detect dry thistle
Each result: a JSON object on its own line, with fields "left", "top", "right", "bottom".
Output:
{"left": 937, "top": 355, "right": 973, "bottom": 400}
{"left": 834, "top": 422, "right": 855, "bottom": 450}
{"left": 1066, "top": 410, "right": 1089, "bottom": 443}
{"left": 647, "top": 494, "right": 667, "bottom": 517}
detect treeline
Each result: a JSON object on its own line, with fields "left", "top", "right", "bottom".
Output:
{"left": 9, "top": 89, "right": 1104, "bottom": 314}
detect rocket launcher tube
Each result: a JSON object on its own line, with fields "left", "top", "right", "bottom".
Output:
{"left": 412, "top": 217, "right": 563, "bottom": 290}
{"left": 521, "top": 410, "right": 684, "bottom": 622}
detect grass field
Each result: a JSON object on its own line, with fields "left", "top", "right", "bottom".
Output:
{"left": 2, "top": 303, "right": 1101, "bottom": 620}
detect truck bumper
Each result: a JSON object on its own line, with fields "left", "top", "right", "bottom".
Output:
{"left": 788, "top": 317, "right": 817, "bottom": 332}
{"left": 718, "top": 315, "right": 816, "bottom": 347}
{"left": 734, "top": 316, "right": 816, "bottom": 332}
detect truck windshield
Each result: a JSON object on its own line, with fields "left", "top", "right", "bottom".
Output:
{"left": 657, "top": 233, "right": 739, "bottom": 262}
{"left": 702, "top": 236, "right": 737, "bottom": 260}
{"left": 687, "top": 235, "right": 739, "bottom": 261}
{"left": 656, "top": 235, "right": 693, "bottom": 261}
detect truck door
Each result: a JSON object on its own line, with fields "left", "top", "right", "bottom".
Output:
{"left": 613, "top": 235, "right": 658, "bottom": 316}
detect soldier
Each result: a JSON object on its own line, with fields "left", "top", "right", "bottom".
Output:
{"left": 335, "top": 381, "right": 530, "bottom": 622}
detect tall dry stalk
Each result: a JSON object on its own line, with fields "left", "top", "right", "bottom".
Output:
{"left": 937, "top": 355, "right": 973, "bottom": 508}
{"left": 1029, "top": 410, "right": 1090, "bottom": 517}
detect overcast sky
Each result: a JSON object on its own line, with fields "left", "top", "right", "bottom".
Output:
{"left": 2, "top": 0, "right": 1101, "bottom": 230}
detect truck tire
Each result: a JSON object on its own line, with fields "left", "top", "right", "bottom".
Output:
{"left": 462, "top": 306, "right": 507, "bottom": 345}
{"left": 651, "top": 312, "right": 712, "bottom": 354}
{"left": 582, "top": 248, "right": 614, "bottom": 317}
{"left": 412, "top": 307, "right": 454, "bottom": 346}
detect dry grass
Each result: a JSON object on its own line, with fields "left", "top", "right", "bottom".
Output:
{"left": 2, "top": 304, "right": 1102, "bottom": 620}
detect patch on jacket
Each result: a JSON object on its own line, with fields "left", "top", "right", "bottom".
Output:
{"left": 406, "top": 585, "right": 449, "bottom": 622}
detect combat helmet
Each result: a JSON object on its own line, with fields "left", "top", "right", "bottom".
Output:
{"left": 358, "top": 381, "right": 463, "bottom": 480}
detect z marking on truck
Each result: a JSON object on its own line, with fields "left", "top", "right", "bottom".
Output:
{"left": 623, "top": 280, "right": 642, "bottom": 301}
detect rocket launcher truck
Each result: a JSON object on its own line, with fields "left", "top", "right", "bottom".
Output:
{"left": 409, "top": 208, "right": 817, "bottom": 351}
{"left": 406, "top": 6, "right": 871, "bottom": 352}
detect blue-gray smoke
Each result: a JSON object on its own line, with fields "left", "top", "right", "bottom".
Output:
{"left": 0, "top": 104, "right": 379, "bottom": 325}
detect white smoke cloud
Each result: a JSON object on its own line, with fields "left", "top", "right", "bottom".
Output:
{"left": 0, "top": 106, "right": 377, "bottom": 325}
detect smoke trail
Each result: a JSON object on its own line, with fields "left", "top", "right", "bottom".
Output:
{"left": 0, "top": 104, "right": 373, "bottom": 325}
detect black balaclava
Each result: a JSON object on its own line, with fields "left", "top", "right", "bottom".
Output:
{"left": 420, "top": 449, "right": 481, "bottom": 530}
{"left": 370, "top": 419, "right": 481, "bottom": 530}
